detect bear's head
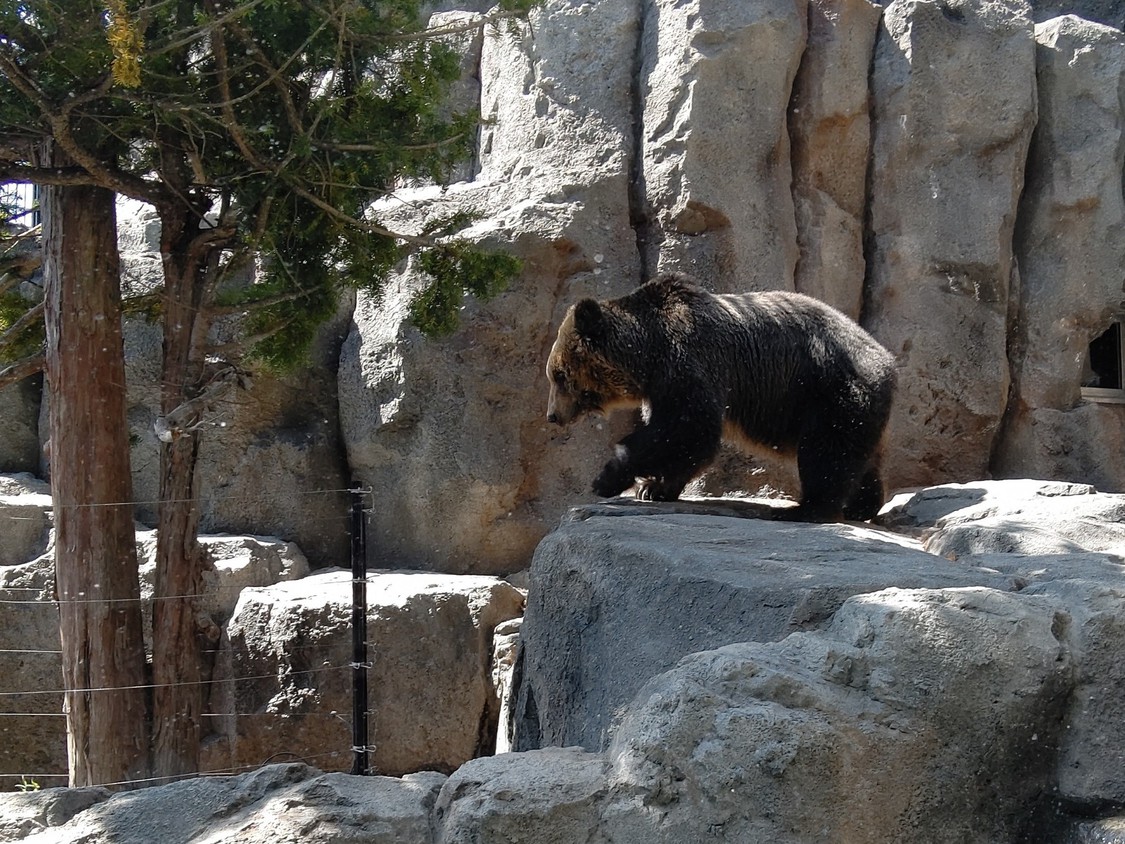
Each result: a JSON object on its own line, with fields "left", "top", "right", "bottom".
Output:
{"left": 545, "top": 298, "right": 643, "bottom": 425}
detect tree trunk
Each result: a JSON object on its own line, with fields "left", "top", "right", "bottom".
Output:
{"left": 150, "top": 206, "right": 211, "bottom": 779}
{"left": 43, "top": 163, "right": 150, "bottom": 788}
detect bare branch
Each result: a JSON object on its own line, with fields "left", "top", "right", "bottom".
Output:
{"left": 0, "top": 351, "right": 44, "bottom": 390}
{"left": 1, "top": 162, "right": 114, "bottom": 189}
{"left": 0, "top": 47, "right": 165, "bottom": 203}
{"left": 314, "top": 133, "right": 469, "bottom": 154}
{"left": 0, "top": 253, "right": 42, "bottom": 298}
{"left": 152, "top": 362, "right": 249, "bottom": 441}
{"left": 0, "top": 300, "right": 45, "bottom": 349}
{"left": 208, "top": 286, "right": 318, "bottom": 317}
{"left": 208, "top": 323, "right": 290, "bottom": 359}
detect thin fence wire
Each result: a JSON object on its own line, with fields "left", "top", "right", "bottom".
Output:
{"left": 12, "top": 748, "right": 353, "bottom": 788}
{"left": 0, "top": 484, "right": 378, "bottom": 788}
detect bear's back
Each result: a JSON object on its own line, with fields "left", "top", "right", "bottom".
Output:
{"left": 701, "top": 288, "right": 894, "bottom": 447}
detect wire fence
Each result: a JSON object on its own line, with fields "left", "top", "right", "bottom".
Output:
{"left": 0, "top": 485, "right": 376, "bottom": 789}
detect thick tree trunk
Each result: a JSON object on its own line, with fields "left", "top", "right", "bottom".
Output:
{"left": 150, "top": 206, "right": 211, "bottom": 779}
{"left": 43, "top": 169, "right": 150, "bottom": 788}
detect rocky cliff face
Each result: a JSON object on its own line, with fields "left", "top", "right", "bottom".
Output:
{"left": 339, "top": 0, "right": 1125, "bottom": 573}
{"left": 3, "top": 0, "right": 1125, "bottom": 575}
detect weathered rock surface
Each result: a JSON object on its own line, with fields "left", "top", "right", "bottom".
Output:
{"left": 208, "top": 570, "right": 525, "bottom": 777}
{"left": 0, "top": 481, "right": 317, "bottom": 790}
{"left": 0, "top": 378, "right": 41, "bottom": 477}
{"left": 606, "top": 587, "right": 1072, "bottom": 843}
{"left": 0, "top": 474, "right": 51, "bottom": 567}
{"left": 865, "top": 0, "right": 1037, "bottom": 489}
{"left": 511, "top": 498, "right": 1014, "bottom": 752}
{"left": 433, "top": 748, "right": 607, "bottom": 843}
{"left": 790, "top": 0, "right": 882, "bottom": 319}
{"left": 880, "top": 478, "right": 1125, "bottom": 556}
{"left": 640, "top": 0, "right": 806, "bottom": 288}
{"left": 337, "top": 0, "right": 643, "bottom": 575}
{"left": 3, "top": 481, "right": 1125, "bottom": 841}
{"left": 0, "top": 554, "right": 64, "bottom": 792}
{"left": 335, "top": 0, "right": 1125, "bottom": 574}
{"left": 994, "top": 15, "right": 1125, "bottom": 491}
{"left": 0, "top": 763, "right": 447, "bottom": 844}
{"left": 113, "top": 199, "right": 353, "bottom": 569}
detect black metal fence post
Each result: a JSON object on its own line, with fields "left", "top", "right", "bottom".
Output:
{"left": 349, "top": 487, "right": 369, "bottom": 776}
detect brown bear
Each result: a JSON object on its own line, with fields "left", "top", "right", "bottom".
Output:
{"left": 545, "top": 272, "right": 896, "bottom": 521}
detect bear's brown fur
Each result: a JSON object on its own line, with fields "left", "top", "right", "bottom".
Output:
{"left": 545, "top": 273, "right": 896, "bottom": 521}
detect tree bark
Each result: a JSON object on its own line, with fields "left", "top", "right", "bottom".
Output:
{"left": 150, "top": 204, "right": 211, "bottom": 780}
{"left": 43, "top": 156, "right": 150, "bottom": 788}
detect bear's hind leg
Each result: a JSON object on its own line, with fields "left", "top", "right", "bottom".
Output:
{"left": 842, "top": 464, "right": 883, "bottom": 521}
{"left": 789, "top": 433, "right": 872, "bottom": 522}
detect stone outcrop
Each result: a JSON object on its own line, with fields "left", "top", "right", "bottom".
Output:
{"left": 790, "top": 0, "right": 882, "bottom": 319}
{"left": 0, "top": 553, "right": 63, "bottom": 793}
{"left": 0, "top": 477, "right": 526, "bottom": 792}
{"left": 510, "top": 498, "right": 1013, "bottom": 752}
{"left": 639, "top": 0, "right": 806, "bottom": 287}
{"left": 0, "top": 474, "right": 51, "bottom": 566}
{"left": 0, "top": 477, "right": 309, "bottom": 790}
{"left": 0, "top": 763, "right": 447, "bottom": 844}
{"left": 115, "top": 201, "right": 354, "bottom": 569}
{"left": 5, "top": 479, "right": 1125, "bottom": 841}
{"left": 994, "top": 15, "right": 1125, "bottom": 489}
{"left": 207, "top": 569, "right": 525, "bottom": 777}
{"left": 606, "top": 587, "right": 1072, "bottom": 842}
{"left": 333, "top": 0, "right": 1125, "bottom": 573}
{"left": 865, "top": 0, "right": 1037, "bottom": 488}
{"left": 0, "top": 378, "right": 41, "bottom": 477}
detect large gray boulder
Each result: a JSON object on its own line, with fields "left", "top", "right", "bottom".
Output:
{"left": 511, "top": 498, "right": 1015, "bottom": 753}
{"left": 433, "top": 748, "right": 607, "bottom": 844}
{"left": 0, "top": 474, "right": 51, "bottom": 567}
{"left": 0, "top": 379, "right": 41, "bottom": 477}
{"left": 0, "top": 554, "right": 63, "bottom": 792}
{"left": 880, "top": 478, "right": 1125, "bottom": 556}
{"left": 0, "top": 477, "right": 314, "bottom": 791}
{"left": 865, "top": 0, "right": 1037, "bottom": 489}
{"left": 604, "top": 587, "right": 1072, "bottom": 843}
{"left": 790, "top": 0, "right": 882, "bottom": 319}
{"left": 0, "top": 763, "right": 446, "bottom": 844}
{"left": 208, "top": 570, "right": 525, "bottom": 777}
{"left": 994, "top": 16, "right": 1125, "bottom": 490}
{"left": 640, "top": 0, "right": 806, "bottom": 288}
{"left": 115, "top": 199, "right": 353, "bottom": 568}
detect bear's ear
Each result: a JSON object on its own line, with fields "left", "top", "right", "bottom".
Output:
{"left": 573, "top": 299, "right": 605, "bottom": 340}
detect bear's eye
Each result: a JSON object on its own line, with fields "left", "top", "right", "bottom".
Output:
{"left": 552, "top": 370, "right": 567, "bottom": 387}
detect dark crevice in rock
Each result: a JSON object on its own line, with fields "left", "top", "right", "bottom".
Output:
{"left": 785, "top": 3, "right": 813, "bottom": 300}
{"left": 858, "top": 17, "right": 884, "bottom": 331}
{"left": 509, "top": 639, "right": 540, "bottom": 751}
{"left": 628, "top": 0, "right": 656, "bottom": 283}
{"left": 990, "top": 83, "right": 1041, "bottom": 477}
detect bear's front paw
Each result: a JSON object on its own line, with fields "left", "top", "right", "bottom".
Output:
{"left": 592, "top": 461, "right": 634, "bottom": 498}
{"left": 635, "top": 477, "right": 684, "bottom": 502}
